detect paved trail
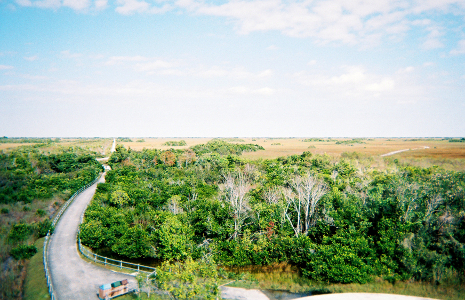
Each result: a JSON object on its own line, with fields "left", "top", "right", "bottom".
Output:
{"left": 48, "top": 174, "right": 137, "bottom": 299}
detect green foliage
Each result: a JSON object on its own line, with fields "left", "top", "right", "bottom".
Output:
{"left": 35, "top": 209, "right": 46, "bottom": 217}
{"left": 109, "top": 144, "right": 129, "bottom": 163}
{"left": 10, "top": 245, "right": 37, "bottom": 260}
{"left": 448, "top": 138, "right": 465, "bottom": 143}
{"left": 112, "top": 225, "right": 155, "bottom": 259}
{"left": 8, "top": 223, "right": 34, "bottom": 242}
{"left": 81, "top": 144, "right": 465, "bottom": 286}
{"left": 335, "top": 138, "right": 366, "bottom": 145}
{"left": 109, "top": 189, "right": 130, "bottom": 207}
{"left": 191, "top": 139, "right": 264, "bottom": 156}
{"left": 163, "top": 140, "right": 187, "bottom": 146}
{"left": 1, "top": 207, "right": 9, "bottom": 214}
{"left": 302, "top": 138, "right": 327, "bottom": 142}
{"left": 156, "top": 257, "right": 220, "bottom": 300}
{"left": 153, "top": 214, "right": 194, "bottom": 261}
{"left": 35, "top": 219, "right": 54, "bottom": 237}
{"left": 116, "top": 137, "right": 132, "bottom": 142}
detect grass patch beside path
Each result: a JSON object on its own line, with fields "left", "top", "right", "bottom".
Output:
{"left": 226, "top": 273, "right": 465, "bottom": 300}
{"left": 24, "top": 237, "right": 50, "bottom": 300}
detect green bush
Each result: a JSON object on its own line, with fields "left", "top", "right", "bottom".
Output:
{"left": 36, "top": 209, "right": 46, "bottom": 217}
{"left": 10, "top": 245, "right": 38, "bottom": 260}
{"left": 1, "top": 207, "right": 9, "bottom": 214}
{"left": 35, "top": 219, "right": 54, "bottom": 237}
{"left": 8, "top": 223, "right": 33, "bottom": 242}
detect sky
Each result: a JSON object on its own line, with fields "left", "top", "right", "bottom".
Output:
{"left": 0, "top": 0, "right": 464, "bottom": 137}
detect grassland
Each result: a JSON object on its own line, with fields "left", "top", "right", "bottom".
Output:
{"left": 115, "top": 137, "right": 465, "bottom": 171}
{"left": 23, "top": 238, "right": 49, "bottom": 300}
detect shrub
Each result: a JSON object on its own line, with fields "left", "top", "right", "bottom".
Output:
{"left": 36, "top": 209, "right": 46, "bottom": 217}
{"left": 1, "top": 207, "right": 9, "bottom": 214}
{"left": 8, "top": 223, "right": 33, "bottom": 242}
{"left": 10, "top": 245, "right": 38, "bottom": 260}
{"left": 36, "top": 219, "right": 54, "bottom": 237}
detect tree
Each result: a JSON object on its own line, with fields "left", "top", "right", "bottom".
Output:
{"left": 160, "top": 150, "right": 176, "bottom": 166}
{"left": 221, "top": 172, "right": 251, "bottom": 239}
{"left": 155, "top": 257, "right": 220, "bottom": 300}
{"left": 109, "top": 189, "right": 129, "bottom": 207}
{"left": 112, "top": 225, "right": 155, "bottom": 259}
{"left": 283, "top": 172, "right": 328, "bottom": 237}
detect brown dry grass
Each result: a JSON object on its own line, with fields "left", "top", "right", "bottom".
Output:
{"left": 118, "top": 138, "right": 212, "bottom": 151}
{"left": 0, "top": 143, "right": 37, "bottom": 151}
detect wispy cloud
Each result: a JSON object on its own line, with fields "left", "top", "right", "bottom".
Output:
{"left": 24, "top": 55, "right": 38, "bottom": 61}
{"left": 60, "top": 50, "right": 83, "bottom": 58}
{"left": 0, "top": 65, "right": 14, "bottom": 70}
{"left": 115, "top": 0, "right": 150, "bottom": 15}
{"left": 450, "top": 40, "right": 465, "bottom": 55}
{"left": 13, "top": 0, "right": 465, "bottom": 48}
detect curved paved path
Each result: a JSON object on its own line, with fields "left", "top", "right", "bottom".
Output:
{"left": 48, "top": 173, "right": 137, "bottom": 299}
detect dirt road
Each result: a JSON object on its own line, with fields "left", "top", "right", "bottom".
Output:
{"left": 47, "top": 174, "right": 137, "bottom": 299}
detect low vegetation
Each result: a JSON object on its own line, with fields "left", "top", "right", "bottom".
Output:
{"left": 0, "top": 142, "right": 106, "bottom": 299}
{"left": 162, "top": 140, "right": 187, "bottom": 146}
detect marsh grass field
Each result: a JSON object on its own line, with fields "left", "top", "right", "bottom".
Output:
{"left": 115, "top": 137, "right": 465, "bottom": 171}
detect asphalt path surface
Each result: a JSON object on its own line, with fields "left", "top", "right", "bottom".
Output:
{"left": 47, "top": 173, "right": 137, "bottom": 299}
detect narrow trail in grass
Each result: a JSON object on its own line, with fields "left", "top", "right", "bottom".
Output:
{"left": 47, "top": 173, "right": 137, "bottom": 299}
{"left": 380, "top": 146, "right": 429, "bottom": 157}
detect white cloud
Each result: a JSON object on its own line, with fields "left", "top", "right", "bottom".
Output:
{"left": 60, "top": 50, "right": 82, "bottom": 58}
{"left": 115, "top": 0, "right": 150, "bottom": 15}
{"left": 106, "top": 55, "right": 148, "bottom": 65}
{"left": 450, "top": 40, "right": 465, "bottom": 55}
{"left": 94, "top": 0, "right": 107, "bottom": 10}
{"left": 397, "top": 66, "right": 415, "bottom": 73}
{"left": 266, "top": 45, "right": 278, "bottom": 50}
{"left": 62, "top": 0, "right": 90, "bottom": 10}
{"left": 15, "top": 0, "right": 61, "bottom": 9}
{"left": 0, "top": 65, "right": 14, "bottom": 70}
{"left": 308, "top": 60, "right": 317, "bottom": 66}
{"left": 135, "top": 60, "right": 175, "bottom": 72}
{"left": 24, "top": 55, "right": 38, "bottom": 61}
{"left": 365, "top": 79, "right": 395, "bottom": 92}
{"left": 197, "top": 66, "right": 272, "bottom": 80}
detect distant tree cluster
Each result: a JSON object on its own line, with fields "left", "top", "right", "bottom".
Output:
{"left": 116, "top": 137, "right": 132, "bottom": 142}
{"left": 191, "top": 139, "right": 264, "bottom": 156}
{"left": 448, "top": 138, "right": 465, "bottom": 143}
{"left": 302, "top": 138, "right": 327, "bottom": 142}
{"left": 163, "top": 140, "right": 187, "bottom": 146}
{"left": 0, "top": 137, "right": 57, "bottom": 144}
{"left": 335, "top": 138, "right": 366, "bottom": 145}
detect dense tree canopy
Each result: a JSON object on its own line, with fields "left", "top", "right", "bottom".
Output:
{"left": 81, "top": 141, "right": 465, "bottom": 285}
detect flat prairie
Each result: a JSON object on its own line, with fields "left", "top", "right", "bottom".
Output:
{"left": 2, "top": 137, "right": 464, "bottom": 170}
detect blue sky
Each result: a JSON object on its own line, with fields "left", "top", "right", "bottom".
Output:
{"left": 1, "top": 0, "right": 464, "bottom": 137}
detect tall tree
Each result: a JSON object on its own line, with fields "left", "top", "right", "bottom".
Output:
{"left": 283, "top": 172, "right": 328, "bottom": 237}
{"left": 222, "top": 172, "right": 251, "bottom": 239}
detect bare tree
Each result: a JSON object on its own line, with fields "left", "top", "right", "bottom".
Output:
{"left": 396, "top": 181, "right": 420, "bottom": 222}
{"left": 263, "top": 186, "right": 280, "bottom": 205}
{"left": 221, "top": 172, "right": 251, "bottom": 239}
{"left": 283, "top": 172, "right": 328, "bottom": 237}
